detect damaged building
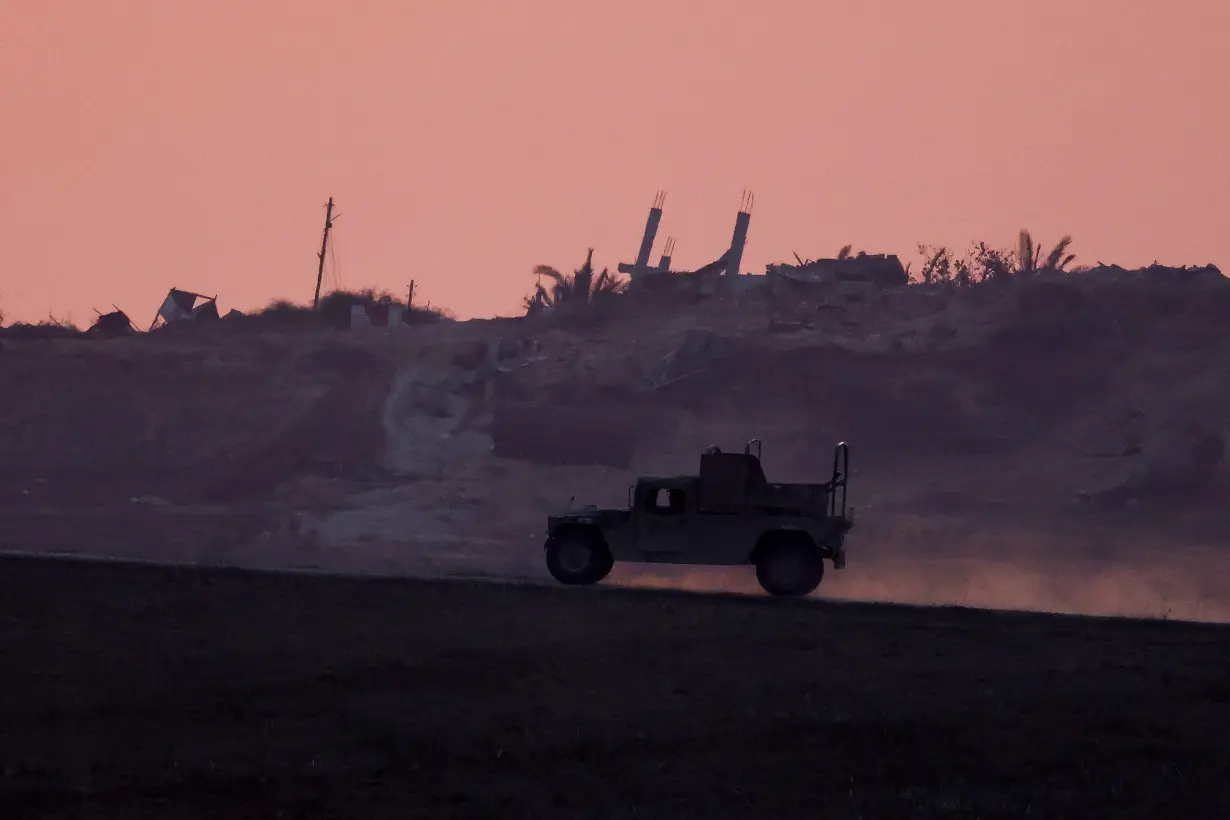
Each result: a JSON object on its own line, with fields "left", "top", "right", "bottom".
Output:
{"left": 149, "top": 288, "right": 220, "bottom": 331}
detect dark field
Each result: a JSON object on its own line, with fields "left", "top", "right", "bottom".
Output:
{"left": 1, "top": 556, "right": 1228, "bottom": 819}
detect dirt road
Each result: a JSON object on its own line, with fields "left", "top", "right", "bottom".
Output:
{"left": 1, "top": 554, "right": 1227, "bottom": 818}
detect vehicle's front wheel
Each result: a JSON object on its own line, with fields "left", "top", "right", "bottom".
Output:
{"left": 545, "top": 528, "right": 614, "bottom": 586}
{"left": 755, "top": 535, "right": 825, "bottom": 597}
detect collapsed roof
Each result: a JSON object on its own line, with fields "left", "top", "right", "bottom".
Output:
{"left": 150, "top": 288, "right": 219, "bottom": 331}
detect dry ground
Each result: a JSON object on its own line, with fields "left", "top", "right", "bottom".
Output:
{"left": 1, "top": 555, "right": 1227, "bottom": 819}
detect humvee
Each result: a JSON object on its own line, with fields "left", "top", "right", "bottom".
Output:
{"left": 543, "top": 440, "right": 852, "bottom": 597}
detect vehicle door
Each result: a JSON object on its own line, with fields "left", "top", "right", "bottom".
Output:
{"left": 635, "top": 484, "right": 692, "bottom": 558}
{"left": 684, "top": 511, "right": 758, "bottom": 564}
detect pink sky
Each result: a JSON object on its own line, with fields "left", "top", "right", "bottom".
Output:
{"left": 2, "top": 1, "right": 1227, "bottom": 326}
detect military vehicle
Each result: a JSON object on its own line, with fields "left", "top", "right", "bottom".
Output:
{"left": 543, "top": 440, "right": 852, "bottom": 597}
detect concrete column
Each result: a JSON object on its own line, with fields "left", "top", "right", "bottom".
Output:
{"left": 726, "top": 210, "right": 751, "bottom": 277}
{"left": 635, "top": 206, "right": 663, "bottom": 271}
{"left": 620, "top": 190, "right": 666, "bottom": 279}
{"left": 657, "top": 236, "right": 675, "bottom": 272}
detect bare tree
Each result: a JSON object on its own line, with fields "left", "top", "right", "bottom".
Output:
{"left": 916, "top": 244, "right": 954, "bottom": 284}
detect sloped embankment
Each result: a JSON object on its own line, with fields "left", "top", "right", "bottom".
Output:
{"left": 476, "top": 271, "right": 1230, "bottom": 537}
{"left": 0, "top": 334, "right": 398, "bottom": 507}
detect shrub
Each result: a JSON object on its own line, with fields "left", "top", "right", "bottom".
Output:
{"left": 0, "top": 316, "right": 84, "bottom": 341}
{"left": 238, "top": 288, "right": 452, "bottom": 330}
{"left": 523, "top": 249, "right": 627, "bottom": 316}
{"left": 912, "top": 231, "right": 1078, "bottom": 286}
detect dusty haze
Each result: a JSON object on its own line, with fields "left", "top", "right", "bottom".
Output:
{"left": 2, "top": 0, "right": 1227, "bottom": 324}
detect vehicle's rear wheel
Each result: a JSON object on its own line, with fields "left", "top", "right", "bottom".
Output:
{"left": 755, "top": 535, "right": 825, "bottom": 597}
{"left": 545, "top": 528, "right": 614, "bottom": 586}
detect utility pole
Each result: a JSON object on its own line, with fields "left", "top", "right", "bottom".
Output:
{"left": 313, "top": 197, "right": 335, "bottom": 311}
{"left": 407, "top": 280, "right": 415, "bottom": 307}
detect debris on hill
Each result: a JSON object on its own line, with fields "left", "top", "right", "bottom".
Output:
{"left": 215, "top": 290, "right": 452, "bottom": 333}
{"left": 87, "top": 309, "right": 137, "bottom": 338}
{"left": 320, "top": 289, "right": 449, "bottom": 330}
{"left": 150, "top": 288, "right": 219, "bottom": 331}
{"left": 1078, "top": 262, "right": 1224, "bottom": 284}
{"left": 346, "top": 301, "right": 406, "bottom": 329}
{"left": 767, "top": 253, "right": 911, "bottom": 291}
{"left": 757, "top": 253, "right": 913, "bottom": 328}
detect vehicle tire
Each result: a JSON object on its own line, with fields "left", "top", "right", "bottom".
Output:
{"left": 545, "top": 528, "right": 614, "bottom": 586}
{"left": 755, "top": 535, "right": 824, "bottom": 597}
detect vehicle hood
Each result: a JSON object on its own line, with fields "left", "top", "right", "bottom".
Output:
{"left": 547, "top": 508, "right": 629, "bottom": 531}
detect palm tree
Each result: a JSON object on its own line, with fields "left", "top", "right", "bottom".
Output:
{"left": 1016, "top": 230, "right": 1076, "bottom": 274}
{"left": 1042, "top": 235, "right": 1076, "bottom": 270}
{"left": 523, "top": 248, "right": 626, "bottom": 315}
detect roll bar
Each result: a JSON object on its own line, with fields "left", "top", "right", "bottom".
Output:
{"left": 744, "top": 438, "right": 762, "bottom": 460}
{"left": 828, "top": 441, "right": 849, "bottom": 518}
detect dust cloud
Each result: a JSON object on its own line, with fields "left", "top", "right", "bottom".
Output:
{"left": 12, "top": 517, "right": 1228, "bottom": 626}
{"left": 609, "top": 546, "right": 1230, "bottom": 624}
